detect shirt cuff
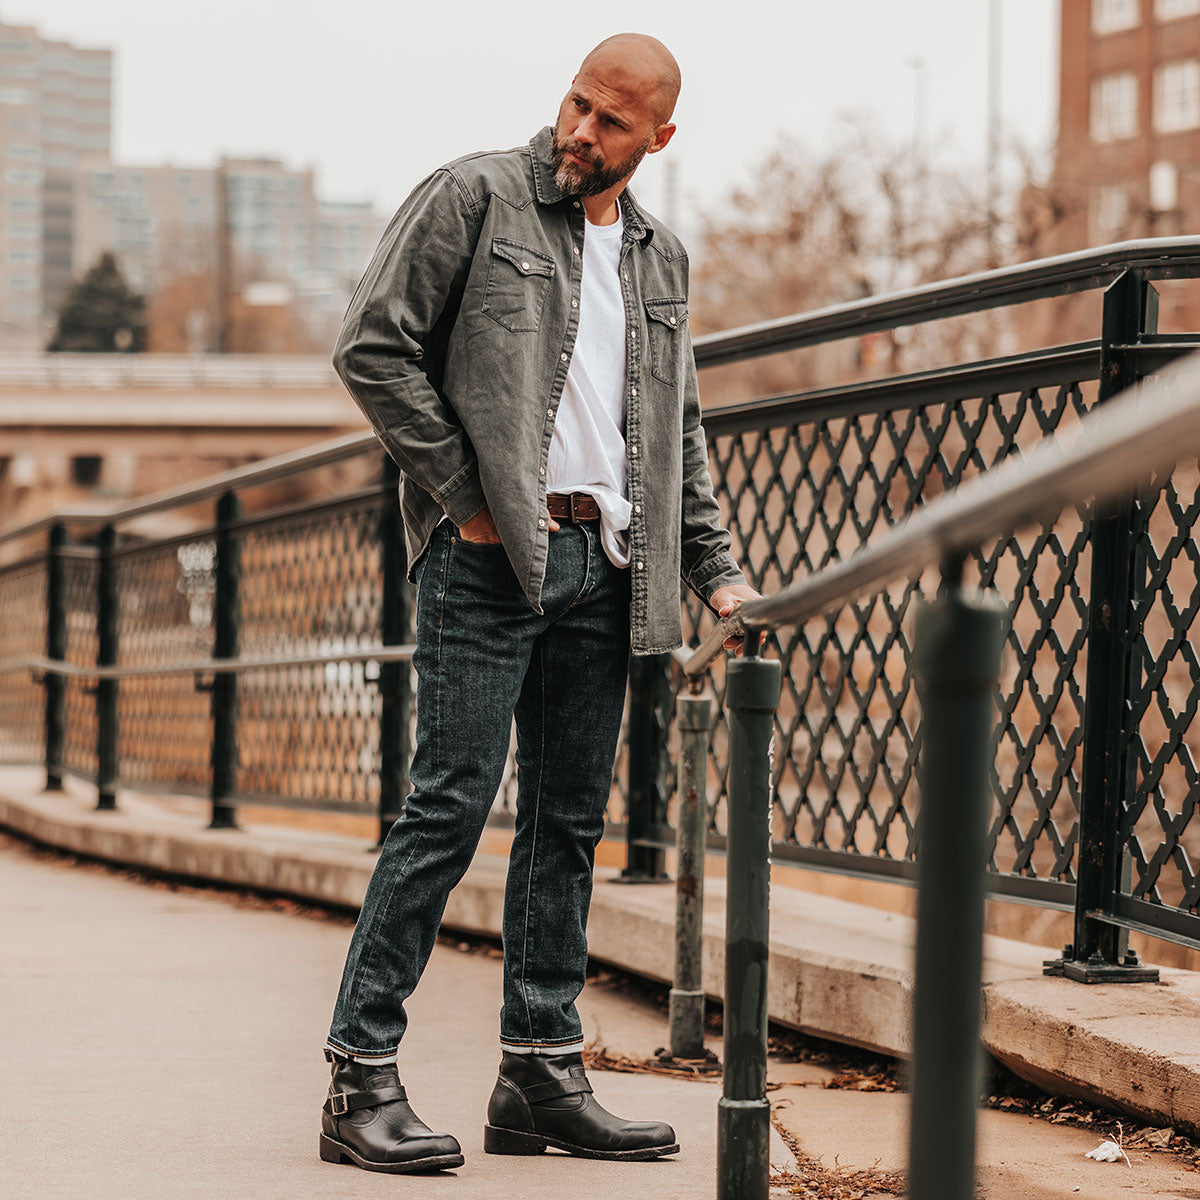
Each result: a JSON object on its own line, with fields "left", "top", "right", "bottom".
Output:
{"left": 685, "top": 556, "right": 748, "bottom": 608}
{"left": 435, "top": 461, "right": 487, "bottom": 526}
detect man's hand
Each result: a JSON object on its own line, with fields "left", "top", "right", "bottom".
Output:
{"left": 710, "top": 583, "right": 762, "bottom": 652}
{"left": 457, "top": 507, "right": 503, "bottom": 544}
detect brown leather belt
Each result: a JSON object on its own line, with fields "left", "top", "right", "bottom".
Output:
{"left": 546, "top": 492, "right": 601, "bottom": 523}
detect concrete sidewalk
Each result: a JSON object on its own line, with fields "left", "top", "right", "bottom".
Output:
{"left": 2, "top": 764, "right": 1200, "bottom": 1145}
{"left": 5, "top": 813, "right": 1200, "bottom": 1200}
{"left": 0, "top": 832, "right": 743, "bottom": 1199}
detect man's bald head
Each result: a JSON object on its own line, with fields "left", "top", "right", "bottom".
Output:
{"left": 578, "top": 33, "right": 681, "bottom": 126}
{"left": 552, "top": 33, "right": 681, "bottom": 203}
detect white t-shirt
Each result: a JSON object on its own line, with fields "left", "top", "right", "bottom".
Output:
{"left": 546, "top": 206, "right": 631, "bottom": 567}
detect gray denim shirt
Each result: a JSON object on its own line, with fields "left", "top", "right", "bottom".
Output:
{"left": 333, "top": 126, "right": 745, "bottom": 655}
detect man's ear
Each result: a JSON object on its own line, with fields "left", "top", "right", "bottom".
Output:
{"left": 647, "top": 123, "right": 677, "bottom": 155}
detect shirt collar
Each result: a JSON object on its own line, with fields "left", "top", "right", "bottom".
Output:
{"left": 528, "top": 126, "right": 654, "bottom": 244}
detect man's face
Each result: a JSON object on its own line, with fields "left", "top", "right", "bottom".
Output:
{"left": 551, "top": 72, "right": 666, "bottom": 197}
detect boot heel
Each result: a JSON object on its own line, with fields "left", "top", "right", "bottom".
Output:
{"left": 318, "top": 1133, "right": 347, "bottom": 1164}
{"left": 484, "top": 1124, "right": 547, "bottom": 1156}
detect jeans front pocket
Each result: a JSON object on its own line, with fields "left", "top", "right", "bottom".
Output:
{"left": 643, "top": 297, "right": 688, "bottom": 385}
{"left": 482, "top": 237, "right": 555, "bottom": 333}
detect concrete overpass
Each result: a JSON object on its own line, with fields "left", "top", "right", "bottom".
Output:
{"left": 0, "top": 352, "right": 364, "bottom": 522}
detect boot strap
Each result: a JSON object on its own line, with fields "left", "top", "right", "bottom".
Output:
{"left": 522, "top": 1077, "right": 594, "bottom": 1104}
{"left": 323, "top": 1084, "right": 406, "bottom": 1116}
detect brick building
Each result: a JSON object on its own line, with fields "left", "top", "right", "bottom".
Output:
{"left": 1052, "top": 0, "right": 1200, "bottom": 332}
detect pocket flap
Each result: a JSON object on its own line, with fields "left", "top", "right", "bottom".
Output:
{"left": 644, "top": 297, "right": 688, "bottom": 328}
{"left": 491, "top": 237, "right": 555, "bottom": 278}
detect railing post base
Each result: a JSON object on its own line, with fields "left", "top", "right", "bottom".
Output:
{"left": 717, "top": 1097, "right": 770, "bottom": 1200}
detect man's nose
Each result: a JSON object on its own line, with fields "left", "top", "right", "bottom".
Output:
{"left": 572, "top": 115, "right": 598, "bottom": 147}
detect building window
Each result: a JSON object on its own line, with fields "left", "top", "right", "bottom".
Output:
{"left": 1093, "top": 0, "right": 1141, "bottom": 33}
{"left": 1091, "top": 72, "right": 1140, "bottom": 140}
{"left": 1090, "top": 184, "right": 1132, "bottom": 244}
{"left": 1157, "top": 0, "right": 1200, "bottom": 19}
{"left": 1154, "top": 60, "right": 1200, "bottom": 131}
{"left": 71, "top": 456, "right": 103, "bottom": 487}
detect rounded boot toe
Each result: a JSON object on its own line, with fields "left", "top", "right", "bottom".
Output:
{"left": 630, "top": 1120, "right": 677, "bottom": 1147}
{"left": 382, "top": 1131, "right": 463, "bottom": 1165}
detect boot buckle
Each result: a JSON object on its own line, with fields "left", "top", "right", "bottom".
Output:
{"left": 328, "top": 1092, "right": 350, "bottom": 1116}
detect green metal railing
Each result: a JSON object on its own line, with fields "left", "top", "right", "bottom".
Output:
{"left": 690, "top": 342, "right": 1200, "bottom": 1199}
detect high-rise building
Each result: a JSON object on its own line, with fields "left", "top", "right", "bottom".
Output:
{"left": 0, "top": 20, "right": 111, "bottom": 348}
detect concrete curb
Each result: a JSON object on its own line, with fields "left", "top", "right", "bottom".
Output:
{"left": 3, "top": 769, "right": 1198, "bottom": 1137}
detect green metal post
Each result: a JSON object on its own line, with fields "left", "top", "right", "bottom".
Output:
{"left": 43, "top": 522, "right": 67, "bottom": 793}
{"left": 717, "top": 634, "right": 781, "bottom": 1200}
{"left": 619, "top": 651, "right": 671, "bottom": 883}
{"left": 907, "top": 565, "right": 1007, "bottom": 1200}
{"left": 208, "top": 490, "right": 241, "bottom": 830}
{"left": 1061, "top": 268, "right": 1161, "bottom": 982}
{"left": 669, "top": 683, "right": 712, "bottom": 1059}
{"left": 96, "top": 523, "right": 119, "bottom": 811}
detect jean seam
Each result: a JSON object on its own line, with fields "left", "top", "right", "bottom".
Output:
{"left": 518, "top": 638, "right": 546, "bottom": 1041}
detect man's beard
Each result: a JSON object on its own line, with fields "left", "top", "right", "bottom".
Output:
{"left": 551, "top": 127, "right": 652, "bottom": 197}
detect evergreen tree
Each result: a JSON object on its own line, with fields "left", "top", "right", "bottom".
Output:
{"left": 47, "top": 252, "right": 147, "bottom": 352}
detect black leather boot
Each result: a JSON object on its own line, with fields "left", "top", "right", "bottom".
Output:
{"left": 484, "top": 1051, "right": 679, "bottom": 1160}
{"left": 319, "top": 1048, "right": 464, "bottom": 1173}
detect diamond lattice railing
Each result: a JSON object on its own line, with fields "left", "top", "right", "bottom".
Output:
{"left": 663, "top": 380, "right": 1097, "bottom": 892}
{"left": 116, "top": 533, "right": 215, "bottom": 796}
{"left": 1124, "top": 461, "right": 1200, "bottom": 921}
{"left": 233, "top": 494, "right": 388, "bottom": 812}
{"left": 0, "top": 555, "right": 46, "bottom": 766}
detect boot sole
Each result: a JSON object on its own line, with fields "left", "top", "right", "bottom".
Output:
{"left": 484, "top": 1123, "right": 680, "bottom": 1161}
{"left": 319, "top": 1132, "right": 464, "bottom": 1173}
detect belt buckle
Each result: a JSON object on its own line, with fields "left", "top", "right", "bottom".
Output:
{"left": 569, "top": 493, "right": 580, "bottom": 524}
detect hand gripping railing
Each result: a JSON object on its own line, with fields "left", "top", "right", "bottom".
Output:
{"left": 691, "top": 347, "right": 1200, "bottom": 1200}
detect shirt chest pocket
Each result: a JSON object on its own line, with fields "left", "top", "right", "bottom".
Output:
{"left": 643, "top": 297, "right": 688, "bottom": 385}
{"left": 482, "top": 237, "right": 556, "bottom": 333}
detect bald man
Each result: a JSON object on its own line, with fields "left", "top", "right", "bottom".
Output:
{"left": 320, "top": 34, "right": 757, "bottom": 1173}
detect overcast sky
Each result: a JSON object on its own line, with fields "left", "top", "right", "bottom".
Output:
{"left": 9, "top": 0, "right": 1059, "bottom": 235}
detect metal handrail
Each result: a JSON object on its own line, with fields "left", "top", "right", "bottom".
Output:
{"left": 6, "top": 237, "right": 1200, "bottom": 550}
{"left": 0, "top": 430, "right": 377, "bottom": 545}
{"left": 693, "top": 235, "right": 1200, "bottom": 367}
{"left": 685, "top": 345, "right": 1200, "bottom": 674}
{"left": 0, "top": 645, "right": 415, "bottom": 681}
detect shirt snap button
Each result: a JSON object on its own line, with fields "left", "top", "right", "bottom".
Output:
{"left": 538, "top": 518, "right": 546, "bottom": 528}
{"left": 539, "top": 467, "right": 546, "bottom": 475}
{"left": 631, "top": 445, "right": 639, "bottom": 455}
{"left": 547, "top": 407, "right": 554, "bottom": 417}
{"left": 573, "top": 246, "right": 580, "bottom": 256}
{"left": 630, "top": 387, "right": 637, "bottom": 397}
{"left": 521, "top": 261, "right": 530, "bottom": 270}
{"left": 636, "top": 561, "right": 645, "bottom": 571}
{"left": 634, "top": 504, "right": 642, "bottom": 514}
{"left": 561, "top": 352, "right": 568, "bottom": 361}
{"left": 571, "top": 299, "right": 578, "bottom": 308}
{"left": 669, "top": 316, "right": 677, "bottom": 325}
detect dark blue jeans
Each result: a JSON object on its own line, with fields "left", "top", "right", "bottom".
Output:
{"left": 326, "top": 518, "right": 631, "bottom": 1062}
